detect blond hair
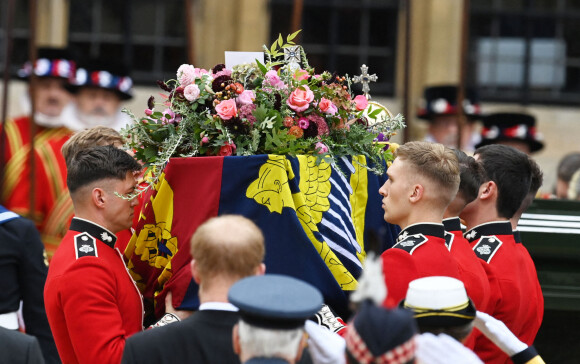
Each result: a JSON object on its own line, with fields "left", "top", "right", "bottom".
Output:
{"left": 191, "top": 215, "right": 265, "bottom": 281}
{"left": 62, "top": 126, "right": 125, "bottom": 166}
{"left": 396, "top": 141, "right": 460, "bottom": 206}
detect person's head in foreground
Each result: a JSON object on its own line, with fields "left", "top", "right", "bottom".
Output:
{"left": 400, "top": 276, "right": 476, "bottom": 343}
{"left": 61, "top": 126, "right": 125, "bottom": 167}
{"left": 345, "top": 300, "right": 418, "bottom": 364}
{"left": 379, "top": 141, "right": 460, "bottom": 228}
{"left": 229, "top": 274, "right": 322, "bottom": 364}
{"left": 66, "top": 145, "right": 141, "bottom": 233}
{"left": 191, "top": 215, "right": 266, "bottom": 300}
{"left": 460, "top": 144, "right": 532, "bottom": 230}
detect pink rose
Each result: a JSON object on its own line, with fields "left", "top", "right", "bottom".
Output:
{"left": 293, "top": 69, "right": 309, "bottom": 81}
{"left": 354, "top": 95, "right": 368, "bottom": 111}
{"left": 177, "top": 64, "right": 195, "bottom": 86}
{"left": 319, "top": 97, "right": 338, "bottom": 115}
{"left": 263, "top": 70, "right": 286, "bottom": 89}
{"left": 237, "top": 90, "right": 255, "bottom": 106}
{"left": 194, "top": 68, "right": 210, "bottom": 79}
{"left": 184, "top": 84, "right": 201, "bottom": 102}
{"left": 145, "top": 108, "right": 153, "bottom": 116}
{"left": 215, "top": 99, "right": 238, "bottom": 120}
{"left": 286, "top": 85, "right": 314, "bottom": 112}
{"left": 315, "top": 142, "right": 329, "bottom": 154}
{"left": 201, "top": 136, "right": 209, "bottom": 144}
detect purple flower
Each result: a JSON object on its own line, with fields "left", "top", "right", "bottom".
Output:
{"left": 374, "top": 133, "right": 389, "bottom": 142}
{"left": 160, "top": 108, "right": 176, "bottom": 124}
{"left": 298, "top": 117, "right": 310, "bottom": 129}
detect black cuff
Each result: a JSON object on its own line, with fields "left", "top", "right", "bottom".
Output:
{"left": 512, "top": 346, "right": 539, "bottom": 364}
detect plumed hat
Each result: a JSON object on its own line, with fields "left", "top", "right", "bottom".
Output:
{"left": 66, "top": 58, "right": 133, "bottom": 100}
{"left": 417, "top": 85, "right": 481, "bottom": 121}
{"left": 475, "top": 112, "right": 544, "bottom": 153}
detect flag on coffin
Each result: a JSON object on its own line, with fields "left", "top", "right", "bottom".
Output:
{"left": 124, "top": 155, "right": 399, "bottom": 320}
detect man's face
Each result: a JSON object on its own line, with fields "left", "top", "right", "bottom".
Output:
{"left": 76, "top": 87, "right": 122, "bottom": 117}
{"left": 429, "top": 115, "right": 458, "bottom": 147}
{"left": 103, "top": 171, "right": 138, "bottom": 233}
{"left": 34, "top": 77, "right": 72, "bottom": 117}
{"left": 378, "top": 157, "right": 412, "bottom": 226}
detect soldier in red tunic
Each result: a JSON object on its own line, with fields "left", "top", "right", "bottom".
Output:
{"left": 1, "top": 48, "right": 76, "bottom": 259}
{"left": 379, "top": 141, "right": 461, "bottom": 308}
{"left": 44, "top": 146, "right": 182, "bottom": 364}
{"left": 460, "top": 144, "right": 543, "bottom": 364}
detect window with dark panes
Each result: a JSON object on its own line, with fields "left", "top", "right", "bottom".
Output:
{"left": 0, "top": 1, "right": 30, "bottom": 75}
{"left": 469, "top": 0, "right": 580, "bottom": 105}
{"left": 68, "top": 0, "right": 188, "bottom": 85}
{"left": 269, "top": 0, "right": 399, "bottom": 97}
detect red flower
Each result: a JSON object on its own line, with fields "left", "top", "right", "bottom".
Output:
{"left": 288, "top": 126, "right": 304, "bottom": 138}
{"left": 218, "top": 142, "right": 236, "bottom": 156}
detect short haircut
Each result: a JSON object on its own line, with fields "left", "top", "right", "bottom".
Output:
{"left": 557, "top": 152, "right": 580, "bottom": 182}
{"left": 67, "top": 145, "right": 141, "bottom": 194}
{"left": 453, "top": 149, "right": 485, "bottom": 204}
{"left": 62, "top": 126, "right": 125, "bottom": 167}
{"left": 396, "top": 141, "right": 460, "bottom": 206}
{"left": 190, "top": 215, "right": 265, "bottom": 281}
{"left": 474, "top": 144, "right": 532, "bottom": 219}
{"left": 528, "top": 157, "right": 543, "bottom": 196}
{"left": 237, "top": 320, "right": 303, "bottom": 360}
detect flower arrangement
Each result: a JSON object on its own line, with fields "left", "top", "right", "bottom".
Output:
{"left": 122, "top": 31, "right": 405, "bottom": 179}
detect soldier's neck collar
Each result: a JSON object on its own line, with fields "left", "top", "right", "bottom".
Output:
{"left": 464, "top": 220, "right": 512, "bottom": 243}
{"left": 442, "top": 217, "right": 462, "bottom": 232}
{"left": 398, "top": 222, "right": 445, "bottom": 241}
{"left": 70, "top": 217, "right": 117, "bottom": 248}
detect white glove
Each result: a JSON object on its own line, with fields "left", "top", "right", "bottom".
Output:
{"left": 305, "top": 320, "right": 346, "bottom": 364}
{"left": 416, "top": 333, "right": 483, "bottom": 364}
{"left": 473, "top": 311, "right": 527, "bottom": 356}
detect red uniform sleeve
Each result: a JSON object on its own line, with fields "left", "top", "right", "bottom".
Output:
{"left": 381, "top": 249, "right": 419, "bottom": 308}
{"left": 57, "top": 258, "right": 133, "bottom": 364}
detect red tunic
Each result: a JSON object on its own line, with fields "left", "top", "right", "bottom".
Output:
{"left": 1, "top": 116, "right": 72, "bottom": 258}
{"left": 465, "top": 221, "right": 543, "bottom": 364}
{"left": 381, "top": 223, "right": 461, "bottom": 308}
{"left": 44, "top": 218, "right": 143, "bottom": 364}
{"left": 443, "top": 217, "right": 495, "bottom": 350}
{"left": 513, "top": 230, "right": 544, "bottom": 345}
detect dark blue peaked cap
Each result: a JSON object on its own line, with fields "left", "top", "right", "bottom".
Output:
{"left": 228, "top": 274, "right": 323, "bottom": 330}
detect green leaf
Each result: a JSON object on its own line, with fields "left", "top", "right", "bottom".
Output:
{"left": 256, "top": 59, "right": 267, "bottom": 74}
{"left": 287, "top": 29, "right": 301, "bottom": 42}
{"left": 278, "top": 34, "right": 283, "bottom": 47}
{"left": 368, "top": 109, "right": 382, "bottom": 119}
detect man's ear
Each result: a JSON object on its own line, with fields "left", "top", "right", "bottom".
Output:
{"left": 92, "top": 187, "right": 107, "bottom": 209}
{"left": 190, "top": 260, "right": 201, "bottom": 284}
{"left": 479, "top": 181, "right": 496, "bottom": 201}
{"left": 255, "top": 263, "right": 266, "bottom": 276}
{"left": 232, "top": 323, "right": 241, "bottom": 355}
{"left": 409, "top": 184, "right": 424, "bottom": 203}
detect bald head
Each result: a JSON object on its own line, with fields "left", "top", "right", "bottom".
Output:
{"left": 191, "top": 215, "right": 265, "bottom": 282}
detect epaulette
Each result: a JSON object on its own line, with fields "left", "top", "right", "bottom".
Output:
{"left": 473, "top": 235, "right": 502, "bottom": 263}
{"left": 444, "top": 231, "right": 454, "bottom": 251}
{"left": 392, "top": 233, "right": 427, "bottom": 255}
{"left": 74, "top": 232, "right": 98, "bottom": 259}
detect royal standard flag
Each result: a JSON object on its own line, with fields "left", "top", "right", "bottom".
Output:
{"left": 124, "top": 155, "right": 399, "bottom": 319}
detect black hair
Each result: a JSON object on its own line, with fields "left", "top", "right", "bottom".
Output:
{"left": 528, "top": 157, "right": 543, "bottom": 195}
{"left": 453, "top": 149, "right": 485, "bottom": 204}
{"left": 557, "top": 152, "right": 580, "bottom": 182}
{"left": 67, "top": 145, "right": 141, "bottom": 194}
{"left": 475, "top": 144, "right": 532, "bottom": 219}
